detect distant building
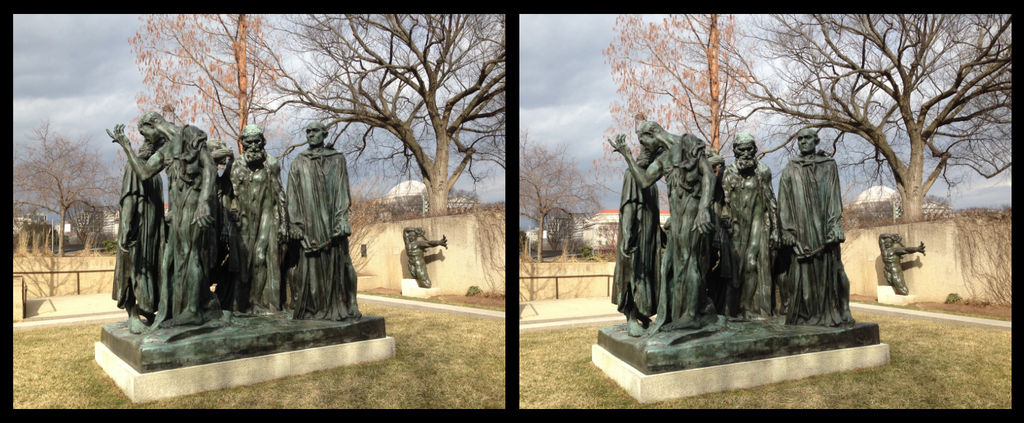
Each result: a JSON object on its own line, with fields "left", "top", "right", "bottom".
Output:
{"left": 847, "top": 185, "right": 952, "bottom": 222}
{"left": 580, "top": 209, "right": 671, "bottom": 251}
{"left": 383, "top": 180, "right": 479, "bottom": 216}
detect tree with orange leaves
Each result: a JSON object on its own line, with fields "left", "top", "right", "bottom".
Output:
{"left": 130, "top": 14, "right": 282, "bottom": 154}
{"left": 604, "top": 14, "right": 758, "bottom": 154}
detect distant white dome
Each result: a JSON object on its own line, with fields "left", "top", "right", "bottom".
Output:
{"left": 385, "top": 180, "right": 426, "bottom": 200}
{"left": 853, "top": 185, "right": 899, "bottom": 204}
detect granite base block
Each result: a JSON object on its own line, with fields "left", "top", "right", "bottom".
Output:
{"left": 401, "top": 278, "right": 442, "bottom": 298}
{"left": 592, "top": 342, "right": 890, "bottom": 403}
{"left": 597, "top": 316, "right": 881, "bottom": 375}
{"left": 877, "top": 285, "right": 917, "bottom": 306}
{"left": 96, "top": 336, "right": 396, "bottom": 403}
{"left": 100, "top": 314, "right": 387, "bottom": 373}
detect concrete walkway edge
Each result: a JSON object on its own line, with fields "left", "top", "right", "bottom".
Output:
{"left": 13, "top": 294, "right": 505, "bottom": 331}
{"left": 519, "top": 300, "right": 1010, "bottom": 332}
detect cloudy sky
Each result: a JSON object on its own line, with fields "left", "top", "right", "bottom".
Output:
{"left": 518, "top": 14, "right": 1011, "bottom": 229}
{"left": 12, "top": 14, "right": 505, "bottom": 218}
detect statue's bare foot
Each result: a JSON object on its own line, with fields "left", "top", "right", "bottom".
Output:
{"left": 627, "top": 318, "right": 644, "bottom": 337}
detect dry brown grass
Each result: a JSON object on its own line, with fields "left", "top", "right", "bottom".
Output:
{"left": 13, "top": 302, "right": 505, "bottom": 409}
{"left": 520, "top": 310, "right": 1011, "bottom": 409}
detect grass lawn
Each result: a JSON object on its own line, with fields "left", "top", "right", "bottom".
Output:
{"left": 13, "top": 303, "right": 505, "bottom": 409}
{"left": 519, "top": 310, "right": 1011, "bottom": 409}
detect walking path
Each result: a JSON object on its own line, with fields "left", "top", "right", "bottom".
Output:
{"left": 13, "top": 292, "right": 504, "bottom": 331}
{"left": 13, "top": 293, "right": 1010, "bottom": 332}
{"left": 519, "top": 297, "right": 1011, "bottom": 332}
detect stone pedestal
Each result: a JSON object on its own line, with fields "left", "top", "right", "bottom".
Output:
{"left": 95, "top": 314, "right": 393, "bottom": 402}
{"left": 592, "top": 317, "right": 889, "bottom": 402}
{"left": 401, "top": 278, "right": 442, "bottom": 298}
{"left": 877, "top": 285, "right": 917, "bottom": 306}
{"left": 593, "top": 342, "right": 889, "bottom": 403}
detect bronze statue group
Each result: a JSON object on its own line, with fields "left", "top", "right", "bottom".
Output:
{"left": 109, "top": 113, "right": 359, "bottom": 334}
{"left": 609, "top": 122, "right": 855, "bottom": 337}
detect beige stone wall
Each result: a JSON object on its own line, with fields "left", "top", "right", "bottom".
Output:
{"left": 517, "top": 218, "right": 1010, "bottom": 305}
{"left": 841, "top": 218, "right": 1010, "bottom": 304}
{"left": 13, "top": 256, "right": 117, "bottom": 298}
{"left": 352, "top": 210, "right": 505, "bottom": 296}
{"left": 518, "top": 261, "right": 616, "bottom": 301}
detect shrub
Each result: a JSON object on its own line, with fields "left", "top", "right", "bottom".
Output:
{"left": 101, "top": 239, "right": 118, "bottom": 255}
{"left": 466, "top": 286, "right": 483, "bottom": 297}
{"left": 578, "top": 245, "right": 594, "bottom": 260}
{"left": 945, "top": 293, "right": 963, "bottom": 304}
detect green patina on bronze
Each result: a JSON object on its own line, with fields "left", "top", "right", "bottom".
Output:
{"left": 403, "top": 227, "right": 447, "bottom": 288}
{"left": 285, "top": 122, "right": 361, "bottom": 321}
{"left": 598, "top": 319, "right": 880, "bottom": 375}
{"left": 777, "top": 128, "right": 855, "bottom": 328}
{"left": 878, "top": 233, "right": 926, "bottom": 295}
{"left": 110, "top": 113, "right": 224, "bottom": 331}
{"left": 104, "top": 117, "right": 382, "bottom": 372}
{"left": 101, "top": 315, "right": 386, "bottom": 373}
{"left": 229, "top": 125, "right": 288, "bottom": 314}
{"left": 112, "top": 135, "right": 165, "bottom": 334}
{"left": 718, "top": 132, "right": 780, "bottom": 320}
{"left": 609, "top": 121, "right": 717, "bottom": 335}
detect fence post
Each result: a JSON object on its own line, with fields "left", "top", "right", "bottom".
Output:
{"left": 76, "top": 272, "right": 81, "bottom": 295}
{"left": 555, "top": 276, "right": 559, "bottom": 300}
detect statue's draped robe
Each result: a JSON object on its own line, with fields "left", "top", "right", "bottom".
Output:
{"left": 707, "top": 166, "right": 739, "bottom": 316}
{"left": 611, "top": 165, "right": 660, "bottom": 320}
{"left": 231, "top": 155, "right": 286, "bottom": 312}
{"left": 156, "top": 125, "right": 222, "bottom": 326}
{"left": 721, "top": 161, "right": 778, "bottom": 319}
{"left": 212, "top": 159, "right": 249, "bottom": 312}
{"left": 777, "top": 152, "right": 855, "bottom": 327}
{"left": 113, "top": 158, "right": 164, "bottom": 316}
{"left": 649, "top": 134, "right": 717, "bottom": 332}
{"left": 286, "top": 147, "right": 360, "bottom": 320}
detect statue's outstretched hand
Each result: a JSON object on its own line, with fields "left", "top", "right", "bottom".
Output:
{"left": 106, "top": 124, "right": 130, "bottom": 148}
{"left": 441, "top": 235, "right": 448, "bottom": 249}
{"left": 607, "top": 134, "right": 629, "bottom": 155}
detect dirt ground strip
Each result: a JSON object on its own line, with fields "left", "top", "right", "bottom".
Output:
{"left": 850, "top": 294, "right": 1010, "bottom": 319}
{"left": 362, "top": 287, "right": 506, "bottom": 309}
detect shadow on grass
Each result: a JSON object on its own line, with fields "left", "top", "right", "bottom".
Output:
{"left": 13, "top": 303, "right": 505, "bottom": 409}
{"left": 519, "top": 310, "right": 1011, "bottom": 409}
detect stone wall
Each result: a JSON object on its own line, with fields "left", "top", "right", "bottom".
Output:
{"left": 13, "top": 256, "right": 117, "bottom": 298}
{"left": 518, "top": 261, "right": 616, "bottom": 301}
{"left": 842, "top": 217, "right": 1011, "bottom": 304}
{"left": 352, "top": 210, "right": 505, "bottom": 296}
{"left": 11, "top": 211, "right": 505, "bottom": 302}
{"left": 517, "top": 218, "right": 1011, "bottom": 305}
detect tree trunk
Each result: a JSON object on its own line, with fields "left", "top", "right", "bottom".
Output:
{"left": 234, "top": 14, "right": 249, "bottom": 153}
{"left": 57, "top": 209, "right": 65, "bottom": 257}
{"left": 900, "top": 188, "right": 924, "bottom": 222}
{"left": 536, "top": 213, "right": 546, "bottom": 261}
{"left": 707, "top": 14, "right": 721, "bottom": 152}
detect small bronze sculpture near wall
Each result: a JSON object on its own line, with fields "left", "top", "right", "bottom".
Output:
{"left": 878, "top": 233, "right": 925, "bottom": 295}
{"left": 403, "top": 227, "right": 447, "bottom": 288}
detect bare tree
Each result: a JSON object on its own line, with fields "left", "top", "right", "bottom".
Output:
{"left": 131, "top": 14, "right": 292, "bottom": 155}
{"left": 745, "top": 14, "right": 1011, "bottom": 220}
{"left": 14, "top": 121, "right": 111, "bottom": 256}
{"left": 264, "top": 14, "right": 505, "bottom": 215}
{"left": 605, "top": 14, "right": 759, "bottom": 153}
{"left": 519, "top": 130, "right": 600, "bottom": 261}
